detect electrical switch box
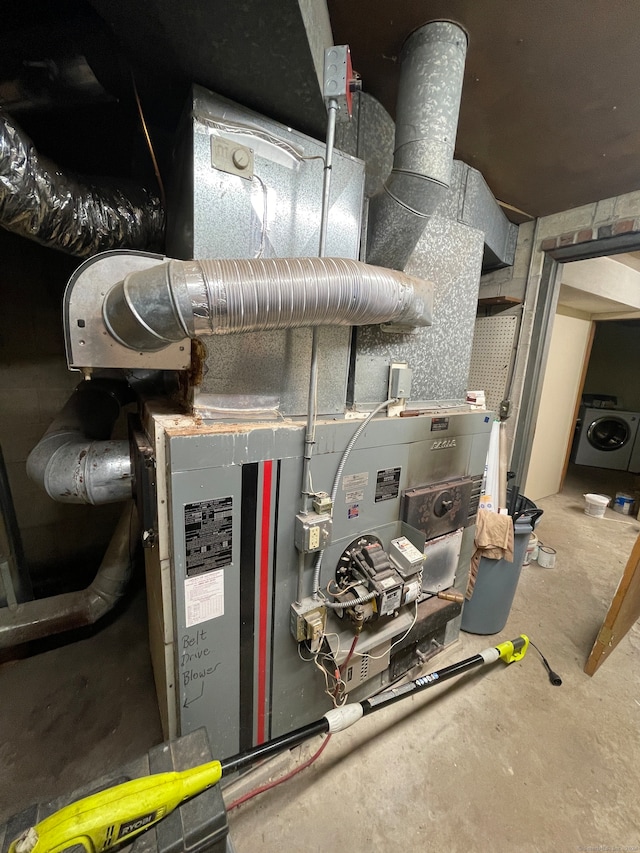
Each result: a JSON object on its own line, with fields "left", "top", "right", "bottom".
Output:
{"left": 294, "top": 512, "right": 332, "bottom": 553}
{"left": 390, "top": 364, "right": 412, "bottom": 399}
{"left": 312, "top": 491, "right": 333, "bottom": 515}
{"left": 290, "top": 601, "right": 327, "bottom": 645}
{"left": 389, "top": 536, "right": 425, "bottom": 577}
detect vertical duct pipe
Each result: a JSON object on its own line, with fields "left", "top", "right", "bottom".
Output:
{"left": 366, "top": 21, "right": 468, "bottom": 270}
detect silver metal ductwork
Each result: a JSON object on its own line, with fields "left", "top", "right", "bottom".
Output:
{"left": 0, "top": 503, "right": 138, "bottom": 649}
{"left": 26, "top": 380, "right": 133, "bottom": 505}
{"left": 0, "top": 109, "right": 165, "bottom": 257}
{"left": 366, "top": 21, "right": 468, "bottom": 269}
{"left": 102, "top": 256, "right": 433, "bottom": 353}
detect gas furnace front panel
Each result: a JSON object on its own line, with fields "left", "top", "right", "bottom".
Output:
{"left": 163, "top": 412, "right": 492, "bottom": 756}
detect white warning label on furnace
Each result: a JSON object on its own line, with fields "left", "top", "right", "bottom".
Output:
{"left": 343, "top": 472, "right": 369, "bottom": 491}
{"left": 185, "top": 570, "right": 224, "bottom": 628}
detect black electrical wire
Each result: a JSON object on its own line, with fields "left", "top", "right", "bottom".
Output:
{"left": 528, "top": 640, "right": 562, "bottom": 686}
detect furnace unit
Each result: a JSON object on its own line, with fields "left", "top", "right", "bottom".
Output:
{"left": 52, "top": 23, "right": 517, "bottom": 758}
{"left": 142, "top": 405, "right": 491, "bottom": 754}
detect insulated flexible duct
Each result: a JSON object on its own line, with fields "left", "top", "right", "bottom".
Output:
{"left": 0, "top": 109, "right": 164, "bottom": 257}
{"left": 102, "top": 256, "right": 432, "bottom": 352}
{"left": 26, "top": 379, "right": 133, "bottom": 505}
{"left": 367, "top": 21, "right": 468, "bottom": 269}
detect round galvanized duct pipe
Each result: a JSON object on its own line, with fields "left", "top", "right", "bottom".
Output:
{"left": 367, "top": 21, "right": 468, "bottom": 270}
{"left": 26, "top": 379, "right": 133, "bottom": 505}
{"left": 102, "top": 256, "right": 431, "bottom": 352}
{"left": 0, "top": 503, "right": 138, "bottom": 649}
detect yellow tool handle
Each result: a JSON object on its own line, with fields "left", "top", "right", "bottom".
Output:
{"left": 495, "top": 634, "right": 529, "bottom": 664}
{"left": 9, "top": 760, "right": 222, "bottom": 853}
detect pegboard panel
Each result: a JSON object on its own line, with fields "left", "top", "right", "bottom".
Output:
{"left": 468, "top": 316, "right": 518, "bottom": 412}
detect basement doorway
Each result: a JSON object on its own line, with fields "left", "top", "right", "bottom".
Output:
{"left": 512, "top": 238, "right": 640, "bottom": 504}
{"left": 525, "top": 280, "right": 640, "bottom": 503}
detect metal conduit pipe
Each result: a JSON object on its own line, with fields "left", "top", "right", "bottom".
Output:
{"left": 0, "top": 503, "right": 138, "bottom": 649}
{"left": 311, "top": 398, "right": 395, "bottom": 597}
{"left": 366, "top": 21, "right": 468, "bottom": 270}
{"left": 102, "top": 256, "right": 432, "bottom": 352}
{"left": 26, "top": 379, "right": 133, "bottom": 505}
{"left": 0, "top": 109, "right": 164, "bottom": 257}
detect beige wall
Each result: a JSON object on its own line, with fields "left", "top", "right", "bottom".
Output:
{"left": 561, "top": 257, "right": 640, "bottom": 312}
{"left": 525, "top": 309, "right": 593, "bottom": 500}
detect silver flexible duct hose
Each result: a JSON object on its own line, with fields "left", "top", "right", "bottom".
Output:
{"left": 367, "top": 21, "right": 468, "bottom": 269}
{"left": 102, "top": 257, "right": 432, "bottom": 352}
{"left": 0, "top": 503, "right": 138, "bottom": 649}
{"left": 26, "top": 380, "right": 133, "bottom": 505}
{"left": 0, "top": 109, "right": 164, "bottom": 257}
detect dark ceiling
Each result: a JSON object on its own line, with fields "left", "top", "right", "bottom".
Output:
{"left": 329, "top": 0, "right": 640, "bottom": 221}
{"left": 2, "top": 0, "right": 640, "bottom": 224}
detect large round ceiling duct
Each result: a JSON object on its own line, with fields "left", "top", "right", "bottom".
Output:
{"left": 366, "top": 21, "right": 468, "bottom": 270}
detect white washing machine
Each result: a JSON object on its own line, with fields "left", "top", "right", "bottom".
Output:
{"left": 575, "top": 408, "right": 640, "bottom": 470}
{"left": 629, "top": 428, "right": 640, "bottom": 474}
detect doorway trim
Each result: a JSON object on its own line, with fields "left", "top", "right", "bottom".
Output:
{"left": 510, "top": 229, "right": 640, "bottom": 488}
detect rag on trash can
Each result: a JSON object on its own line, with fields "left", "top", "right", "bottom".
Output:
{"left": 466, "top": 509, "right": 514, "bottom": 599}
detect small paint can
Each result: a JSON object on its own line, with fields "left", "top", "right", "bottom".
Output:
{"left": 613, "top": 492, "right": 635, "bottom": 515}
{"left": 537, "top": 545, "right": 556, "bottom": 569}
{"left": 522, "top": 532, "right": 539, "bottom": 566}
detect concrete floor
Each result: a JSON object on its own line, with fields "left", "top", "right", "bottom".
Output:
{"left": 2, "top": 464, "right": 640, "bottom": 851}
{"left": 0, "top": 585, "right": 164, "bottom": 822}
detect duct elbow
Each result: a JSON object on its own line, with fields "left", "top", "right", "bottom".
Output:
{"left": 366, "top": 189, "right": 445, "bottom": 270}
{"left": 27, "top": 435, "right": 132, "bottom": 505}
{"left": 103, "top": 262, "right": 192, "bottom": 352}
{"left": 0, "top": 503, "right": 138, "bottom": 648}
{"left": 27, "top": 379, "right": 134, "bottom": 505}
